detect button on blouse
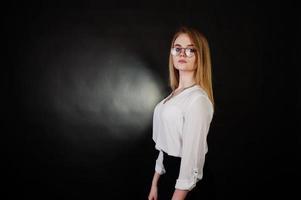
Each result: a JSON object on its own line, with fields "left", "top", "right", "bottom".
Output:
{"left": 152, "top": 85, "right": 214, "bottom": 191}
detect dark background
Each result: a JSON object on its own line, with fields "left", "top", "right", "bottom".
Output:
{"left": 5, "top": 0, "right": 299, "bottom": 199}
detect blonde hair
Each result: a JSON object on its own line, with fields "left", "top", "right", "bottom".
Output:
{"left": 168, "top": 26, "right": 215, "bottom": 110}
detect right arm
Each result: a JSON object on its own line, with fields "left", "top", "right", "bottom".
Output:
{"left": 148, "top": 150, "right": 166, "bottom": 200}
{"left": 148, "top": 172, "right": 161, "bottom": 200}
{"left": 151, "top": 171, "right": 161, "bottom": 187}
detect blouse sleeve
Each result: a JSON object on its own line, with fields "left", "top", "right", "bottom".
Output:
{"left": 155, "top": 150, "right": 166, "bottom": 175}
{"left": 175, "top": 95, "right": 214, "bottom": 191}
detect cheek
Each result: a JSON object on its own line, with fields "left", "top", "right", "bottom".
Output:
{"left": 172, "top": 57, "right": 177, "bottom": 65}
{"left": 191, "top": 57, "right": 196, "bottom": 63}
{"left": 189, "top": 58, "right": 196, "bottom": 66}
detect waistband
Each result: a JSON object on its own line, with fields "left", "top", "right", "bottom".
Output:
{"left": 162, "top": 151, "right": 181, "bottom": 159}
{"left": 162, "top": 151, "right": 181, "bottom": 167}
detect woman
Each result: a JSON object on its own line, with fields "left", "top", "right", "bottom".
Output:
{"left": 148, "top": 26, "right": 215, "bottom": 200}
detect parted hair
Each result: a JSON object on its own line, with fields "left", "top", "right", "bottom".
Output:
{"left": 168, "top": 26, "right": 215, "bottom": 109}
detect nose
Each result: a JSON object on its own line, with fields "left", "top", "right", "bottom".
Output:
{"left": 179, "top": 49, "right": 186, "bottom": 57}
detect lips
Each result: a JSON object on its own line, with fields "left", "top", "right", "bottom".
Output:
{"left": 178, "top": 59, "right": 187, "bottom": 63}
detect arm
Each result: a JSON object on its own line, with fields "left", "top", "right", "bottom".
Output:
{"left": 151, "top": 171, "right": 161, "bottom": 187}
{"left": 152, "top": 150, "right": 166, "bottom": 186}
{"left": 148, "top": 150, "right": 166, "bottom": 200}
{"left": 174, "top": 95, "right": 214, "bottom": 195}
{"left": 148, "top": 171, "right": 160, "bottom": 200}
{"left": 171, "top": 189, "right": 189, "bottom": 200}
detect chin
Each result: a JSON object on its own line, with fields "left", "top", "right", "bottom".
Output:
{"left": 175, "top": 67, "right": 193, "bottom": 72}
{"left": 176, "top": 64, "right": 192, "bottom": 69}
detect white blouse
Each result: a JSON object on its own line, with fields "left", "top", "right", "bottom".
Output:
{"left": 152, "top": 84, "right": 214, "bottom": 191}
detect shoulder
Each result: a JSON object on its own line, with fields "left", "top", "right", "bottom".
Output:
{"left": 189, "top": 86, "right": 212, "bottom": 105}
{"left": 186, "top": 87, "right": 214, "bottom": 116}
{"left": 153, "top": 97, "right": 165, "bottom": 113}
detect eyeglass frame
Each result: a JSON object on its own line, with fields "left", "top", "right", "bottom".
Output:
{"left": 170, "top": 46, "right": 197, "bottom": 57}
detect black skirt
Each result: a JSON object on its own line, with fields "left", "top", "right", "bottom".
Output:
{"left": 158, "top": 151, "right": 217, "bottom": 200}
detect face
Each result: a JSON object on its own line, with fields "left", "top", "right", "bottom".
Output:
{"left": 171, "top": 33, "right": 197, "bottom": 72}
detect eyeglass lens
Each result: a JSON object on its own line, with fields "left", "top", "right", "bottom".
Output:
{"left": 171, "top": 47, "right": 195, "bottom": 57}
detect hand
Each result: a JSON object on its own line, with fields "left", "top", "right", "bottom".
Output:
{"left": 148, "top": 185, "right": 158, "bottom": 200}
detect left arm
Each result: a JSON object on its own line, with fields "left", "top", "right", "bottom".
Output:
{"left": 173, "top": 95, "right": 214, "bottom": 199}
{"left": 171, "top": 189, "right": 189, "bottom": 200}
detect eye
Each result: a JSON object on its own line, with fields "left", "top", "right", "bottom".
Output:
{"left": 187, "top": 48, "right": 196, "bottom": 52}
{"left": 175, "top": 47, "right": 181, "bottom": 52}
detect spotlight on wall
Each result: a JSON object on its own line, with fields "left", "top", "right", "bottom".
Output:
{"left": 50, "top": 39, "right": 164, "bottom": 140}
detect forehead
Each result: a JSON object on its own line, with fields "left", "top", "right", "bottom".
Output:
{"left": 174, "top": 33, "right": 193, "bottom": 46}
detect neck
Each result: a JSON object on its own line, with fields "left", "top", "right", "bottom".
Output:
{"left": 178, "top": 70, "right": 196, "bottom": 89}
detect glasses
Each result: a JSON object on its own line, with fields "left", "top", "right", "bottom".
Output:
{"left": 171, "top": 47, "right": 196, "bottom": 57}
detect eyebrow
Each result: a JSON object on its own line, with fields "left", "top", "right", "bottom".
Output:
{"left": 174, "top": 44, "right": 194, "bottom": 47}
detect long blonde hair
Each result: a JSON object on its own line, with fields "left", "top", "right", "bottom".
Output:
{"left": 168, "top": 26, "right": 215, "bottom": 109}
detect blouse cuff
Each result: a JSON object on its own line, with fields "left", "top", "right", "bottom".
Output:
{"left": 175, "top": 178, "right": 197, "bottom": 191}
{"left": 155, "top": 163, "right": 166, "bottom": 175}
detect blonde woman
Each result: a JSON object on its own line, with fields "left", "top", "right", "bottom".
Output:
{"left": 148, "top": 26, "right": 215, "bottom": 200}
